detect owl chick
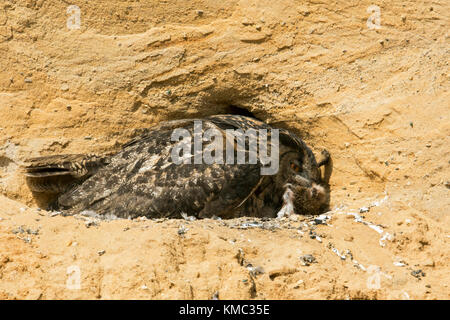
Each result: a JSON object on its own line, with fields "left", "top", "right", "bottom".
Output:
{"left": 23, "top": 115, "right": 332, "bottom": 219}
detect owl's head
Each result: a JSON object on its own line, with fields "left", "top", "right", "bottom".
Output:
{"left": 278, "top": 149, "right": 332, "bottom": 215}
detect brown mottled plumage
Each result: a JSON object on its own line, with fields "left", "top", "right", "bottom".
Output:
{"left": 23, "top": 115, "right": 332, "bottom": 219}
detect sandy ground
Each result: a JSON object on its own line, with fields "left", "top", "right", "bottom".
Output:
{"left": 0, "top": 0, "right": 449, "bottom": 299}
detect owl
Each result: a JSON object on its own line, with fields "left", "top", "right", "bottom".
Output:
{"left": 24, "top": 115, "right": 332, "bottom": 219}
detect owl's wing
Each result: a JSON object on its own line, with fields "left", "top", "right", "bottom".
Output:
{"left": 57, "top": 119, "right": 263, "bottom": 219}
{"left": 207, "top": 114, "right": 272, "bottom": 131}
{"left": 121, "top": 118, "right": 196, "bottom": 149}
{"left": 208, "top": 114, "right": 319, "bottom": 176}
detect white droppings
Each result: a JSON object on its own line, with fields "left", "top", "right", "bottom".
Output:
{"left": 379, "top": 232, "right": 393, "bottom": 247}
{"left": 332, "top": 247, "right": 346, "bottom": 260}
{"left": 368, "top": 224, "right": 384, "bottom": 234}
{"left": 343, "top": 211, "right": 393, "bottom": 247}
{"left": 353, "top": 260, "right": 366, "bottom": 271}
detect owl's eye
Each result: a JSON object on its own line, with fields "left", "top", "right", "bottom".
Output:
{"left": 290, "top": 162, "right": 301, "bottom": 172}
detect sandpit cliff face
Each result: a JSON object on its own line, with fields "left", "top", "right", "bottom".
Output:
{"left": 0, "top": 0, "right": 448, "bottom": 299}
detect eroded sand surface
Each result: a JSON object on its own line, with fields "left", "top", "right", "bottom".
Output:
{"left": 0, "top": 0, "right": 449, "bottom": 299}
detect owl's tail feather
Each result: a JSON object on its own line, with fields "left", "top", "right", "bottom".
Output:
{"left": 23, "top": 154, "right": 110, "bottom": 194}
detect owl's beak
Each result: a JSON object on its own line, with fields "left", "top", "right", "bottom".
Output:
{"left": 307, "top": 183, "right": 326, "bottom": 200}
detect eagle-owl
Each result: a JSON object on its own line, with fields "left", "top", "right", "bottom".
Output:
{"left": 24, "top": 115, "right": 332, "bottom": 219}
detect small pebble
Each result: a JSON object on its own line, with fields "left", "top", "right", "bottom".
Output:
{"left": 178, "top": 225, "right": 188, "bottom": 236}
{"left": 344, "top": 235, "right": 354, "bottom": 242}
{"left": 300, "top": 254, "right": 316, "bottom": 266}
{"left": 70, "top": 241, "right": 78, "bottom": 247}
{"left": 411, "top": 269, "right": 426, "bottom": 279}
{"left": 247, "top": 264, "right": 265, "bottom": 276}
{"left": 293, "top": 280, "right": 304, "bottom": 289}
{"left": 12, "top": 226, "right": 25, "bottom": 234}
{"left": 85, "top": 220, "right": 98, "bottom": 228}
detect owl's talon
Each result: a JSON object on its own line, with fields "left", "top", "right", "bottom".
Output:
{"left": 277, "top": 204, "right": 294, "bottom": 218}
